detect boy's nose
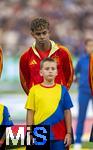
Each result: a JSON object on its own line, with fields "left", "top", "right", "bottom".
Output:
{"left": 40, "top": 34, "right": 44, "bottom": 38}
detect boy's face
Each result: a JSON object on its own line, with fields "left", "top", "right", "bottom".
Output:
{"left": 40, "top": 61, "right": 57, "bottom": 82}
{"left": 85, "top": 41, "right": 93, "bottom": 54}
{"left": 31, "top": 28, "right": 50, "bottom": 45}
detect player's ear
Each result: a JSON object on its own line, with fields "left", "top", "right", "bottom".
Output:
{"left": 30, "top": 31, "right": 34, "bottom": 37}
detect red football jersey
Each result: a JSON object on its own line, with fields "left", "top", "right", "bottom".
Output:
{"left": 89, "top": 53, "right": 93, "bottom": 95}
{"left": 19, "top": 41, "right": 74, "bottom": 94}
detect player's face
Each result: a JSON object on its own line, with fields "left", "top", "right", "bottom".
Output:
{"left": 31, "top": 28, "right": 50, "bottom": 45}
{"left": 85, "top": 41, "right": 93, "bottom": 54}
{"left": 40, "top": 61, "right": 57, "bottom": 82}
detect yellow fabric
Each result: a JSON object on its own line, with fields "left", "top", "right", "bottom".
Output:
{"left": 0, "top": 104, "right": 4, "bottom": 124}
{"left": 25, "top": 84, "right": 61, "bottom": 125}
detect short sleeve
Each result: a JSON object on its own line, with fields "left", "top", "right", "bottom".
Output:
{"left": 2, "top": 106, "right": 13, "bottom": 126}
{"left": 25, "top": 87, "right": 35, "bottom": 110}
{"left": 62, "top": 86, "right": 73, "bottom": 110}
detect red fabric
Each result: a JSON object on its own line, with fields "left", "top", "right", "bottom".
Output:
{"left": 20, "top": 44, "right": 73, "bottom": 94}
{"left": 89, "top": 53, "right": 93, "bottom": 95}
{"left": 51, "top": 120, "right": 66, "bottom": 140}
{"left": 36, "top": 48, "right": 50, "bottom": 58}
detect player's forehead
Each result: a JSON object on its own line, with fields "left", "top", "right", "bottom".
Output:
{"left": 33, "top": 28, "right": 49, "bottom": 34}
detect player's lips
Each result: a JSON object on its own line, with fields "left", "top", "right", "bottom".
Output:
{"left": 39, "top": 39, "right": 46, "bottom": 43}
{"left": 48, "top": 74, "right": 53, "bottom": 77}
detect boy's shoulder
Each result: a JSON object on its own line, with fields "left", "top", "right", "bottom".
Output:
{"left": 0, "top": 104, "right": 9, "bottom": 114}
{"left": 0, "top": 104, "right": 4, "bottom": 110}
{"left": 29, "top": 84, "right": 41, "bottom": 91}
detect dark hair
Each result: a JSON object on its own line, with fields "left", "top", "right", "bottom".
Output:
{"left": 30, "top": 18, "right": 49, "bottom": 32}
{"left": 40, "top": 57, "right": 56, "bottom": 69}
{"left": 85, "top": 38, "right": 93, "bottom": 45}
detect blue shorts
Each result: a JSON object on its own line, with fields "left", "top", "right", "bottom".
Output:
{"left": 50, "top": 140, "right": 69, "bottom": 150}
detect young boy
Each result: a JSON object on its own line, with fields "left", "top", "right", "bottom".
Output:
{"left": 25, "top": 57, "right": 73, "bottom": 150}
{"left": 20, "top": 17, "right": 74, "bottom": 95}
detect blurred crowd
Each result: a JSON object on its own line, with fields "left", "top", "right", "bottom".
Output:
{"left": 0, "top": 0, "right": 93, "bottom": 57}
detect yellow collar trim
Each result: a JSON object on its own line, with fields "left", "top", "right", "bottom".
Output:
{"left": 32, "top": 40, "right": 58, "bottom": 58}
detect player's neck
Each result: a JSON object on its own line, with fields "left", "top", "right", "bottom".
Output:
{"left": 35, "top": 41, "right": 51, "bottom": 51}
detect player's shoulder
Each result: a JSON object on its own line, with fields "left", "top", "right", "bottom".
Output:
{"left": 20, "top": 47, "right": 33, "bottom": 59}
{"left": 55, "top": 84, "right": 68, "bottom": 94}
{"left": 29, "top": 84, "right": 40, "bottom": 92}
{"left": 61, "top": 85, "right": 68, "bottom": 95}
{"left": 0, "top": 47, "right": 3, "bottom": 57}
{"left": 57, "top": 44, "right": 69, "bottom": 52}
{"left": 0, "top": 47, "right": 2, "bottom": 53}
{"left": 78, "top": 54, "right": 87, "bottom": 62}
{"left": 57, "top": 44, "right": 72, "bottom": 56}
{"left": 0, "top": 104, "right": 8, "bottom": 113}
{"left": 0, "top": 103, "right": 4, "bottom": 109}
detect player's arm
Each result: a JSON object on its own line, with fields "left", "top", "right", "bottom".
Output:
{"left": 26, "top": 109, "right": 34, "bottom": 141}
{"left": 74, "top": 58, "right": 81, "bottom": 83}
{"left": 64, "top": 109, "right": 72, "bottom": 147}
{"left": 26, "top": 109, "right": 34, "bottom": 125}
{"left": 25, "top": 86, "right": 35, "bottom": 126}
{"left": 0, "top": 48, "right": 3, "bottom": 78}
{"left": 20, "top": 69, "right": 29, "bottom": 95}
{"left": 0, "top": 131, "right": 6, "bottom": 148}
{"left": 62, "top": 86, "right": 73, "bottom": 146}
{"left": 19, "top": 53, "right": 29, "bottom": 95}
{"left": 62, "top": 48, "right": 74, "bottom": 90}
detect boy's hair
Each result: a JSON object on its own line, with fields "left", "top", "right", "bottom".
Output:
{"left": 85, "top": 38, "right": 93, "bottom": 45}
{"left": 30, "top": 18, "right": 49, "bottom": 32}
{"left": 40, "top": 57, "right": 56, "bottom": 69}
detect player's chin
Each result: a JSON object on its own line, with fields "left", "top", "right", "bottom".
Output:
{"left": 47, "top": 77, "right": 54, "bottom": 82}
{"left": 39, "top": 40, "right": 46, "bottom": 44}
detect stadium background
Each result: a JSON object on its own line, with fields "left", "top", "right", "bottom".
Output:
{"left": 0, "top": 0, "right": 93, "bottom": 149}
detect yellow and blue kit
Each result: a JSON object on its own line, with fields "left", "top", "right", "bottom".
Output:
{"left": 25, "top": 84, "right": 73, "bottom": 150}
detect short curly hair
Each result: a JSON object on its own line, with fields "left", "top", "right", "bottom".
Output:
{"left": 30, "top": 18, "right": 49, "bottom": 32}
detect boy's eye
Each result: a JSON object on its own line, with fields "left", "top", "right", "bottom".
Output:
{"left": 45, "top": 67, "right": 49, "bottom": 70}
{"left": 44, "top": 67, "right": 56, "bottom": 70}
{"left": 43, "top": 31, "right": 47, "bottom": 35}
{"left": 36, "top": 33, "right": 41, "bottom": 36}
{"left": 51, "top": 67, "right": 56, "bottom": 70}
